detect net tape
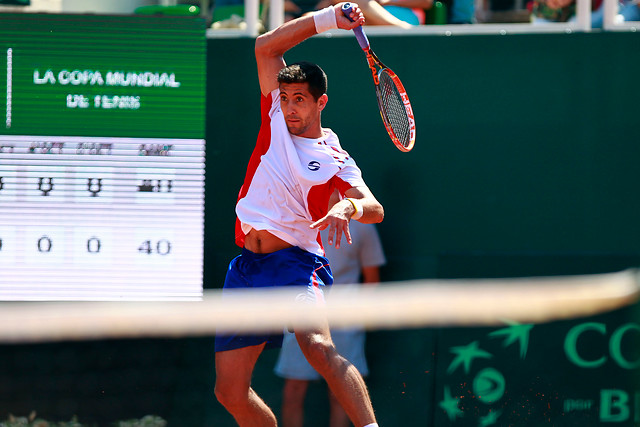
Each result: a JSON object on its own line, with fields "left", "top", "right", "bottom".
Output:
{"left": 0, "top": 270, "right": 638, "bottom": 344}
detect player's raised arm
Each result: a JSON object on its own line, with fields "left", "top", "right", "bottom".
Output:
{"left": 255, "top": 3, "right": 365, "bottom": 96}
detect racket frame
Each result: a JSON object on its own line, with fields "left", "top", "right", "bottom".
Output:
{"left": 342, "top": 3, "right": 416, "bottom": 152}
{"left": 365, "top": 49, "right": 416, "bottom": 152}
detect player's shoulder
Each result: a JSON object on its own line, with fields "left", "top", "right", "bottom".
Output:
{"left": 320, "top": 128, "right": 348, "bottom": 152}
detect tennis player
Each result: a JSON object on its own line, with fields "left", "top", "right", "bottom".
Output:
{"left": 214, "top": 3, "right": 383, "bottom": 427}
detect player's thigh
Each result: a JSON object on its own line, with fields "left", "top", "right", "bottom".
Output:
{"left": 215, "top": 343, "right": 265, "bottom": 391}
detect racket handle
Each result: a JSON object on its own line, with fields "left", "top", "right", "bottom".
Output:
{"left": 341, "top": 3, "right": 370, "bottom": 50}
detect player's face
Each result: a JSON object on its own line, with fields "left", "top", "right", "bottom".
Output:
{"left": 279, "top": 82, "right": 326, "bottom": 138}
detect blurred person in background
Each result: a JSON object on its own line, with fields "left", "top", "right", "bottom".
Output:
{"left": 375, "top": 0, "right": 434, "bottom": 25}
{"left": 531, "top": 0, "right": 576, "bottom": 22}
{"left": 591, "top": 0, "right": 640, "bottom": 26}
{"left": 530, "top": 0, "right": 639, "bottom": 25}
{"left": 447, "top": 0, "right": 476, "bottom": 23}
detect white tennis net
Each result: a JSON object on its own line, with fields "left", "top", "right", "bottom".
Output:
{"left": 0, "top": 269, "right": 637, "bottom": 344}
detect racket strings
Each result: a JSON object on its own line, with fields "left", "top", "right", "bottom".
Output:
{"left": 378, "top": 72, "right": 412, "bottom": 149}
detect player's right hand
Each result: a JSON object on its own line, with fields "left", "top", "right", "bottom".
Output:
{"left": 335, "top": 2, "right": 365, "bottom": 30}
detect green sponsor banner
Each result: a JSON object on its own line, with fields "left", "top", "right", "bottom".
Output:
{"left": 0, "top": 13, "right": 205, "bottom": 138}
{"left": 434, "top": 306, "right": 640, "bottom": 426}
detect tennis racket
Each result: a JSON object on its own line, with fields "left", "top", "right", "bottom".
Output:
{"left": 342, "top": 2, "right": 416, "bottom": 152}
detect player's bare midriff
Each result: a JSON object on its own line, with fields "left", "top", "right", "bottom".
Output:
{"left": 244, "top": 228, "right": 293, "bottom": 254}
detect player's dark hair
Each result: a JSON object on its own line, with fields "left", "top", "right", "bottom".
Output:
{"left": 277, "top": 61, "right": 327, "bottom": 101}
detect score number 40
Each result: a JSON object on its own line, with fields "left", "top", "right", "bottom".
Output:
{"left": 137, "top": 239, "right": 172, "bottom": 255}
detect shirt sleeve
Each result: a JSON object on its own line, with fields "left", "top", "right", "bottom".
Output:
{"left": 334, "top": 162, "right": 366, "bottom": 195}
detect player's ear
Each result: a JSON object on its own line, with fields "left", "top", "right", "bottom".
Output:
{"left": 318, "top": 93, "right": 328, "bottom": 111}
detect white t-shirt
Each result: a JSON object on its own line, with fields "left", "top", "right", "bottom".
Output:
{"left": 235, "top": 89, "right": 365, "bottom": 256}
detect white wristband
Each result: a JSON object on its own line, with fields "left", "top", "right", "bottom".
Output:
{"left": 346, "top": 198, "right": 363, "bottom": 220}
{"left": 313, "top": 6, "right": 338, "bottom": 34}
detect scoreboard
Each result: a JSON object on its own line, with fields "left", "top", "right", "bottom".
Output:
{"left": 0, "top": 14, "right": 206, "bottom": 300}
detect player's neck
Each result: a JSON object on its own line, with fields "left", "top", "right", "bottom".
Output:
{"left": 294, "top": 125, "right": 324, "bottom": 139}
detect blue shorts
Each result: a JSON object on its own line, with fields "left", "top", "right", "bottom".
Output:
{"left": 214, "top": 246, "right": 333, "bottom": 352}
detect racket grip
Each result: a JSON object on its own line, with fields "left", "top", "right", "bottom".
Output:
{"left": 341, "top": 3, "right": 370, "bottom": 50}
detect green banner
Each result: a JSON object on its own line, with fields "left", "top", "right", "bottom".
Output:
{"left": 434, "top": 306, "right": 640, "bottom": 426}
{"left": 0, "top": 13, "right": 205, "bottom": 138}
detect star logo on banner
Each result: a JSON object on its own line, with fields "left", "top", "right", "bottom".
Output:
{"left": 439, "top": 385, "right": 463, "bottom": 422}
{"left": 447, "top": 340, "right": 493, "bottom": 374}
{"left": 489, "top": 321, "right": 534, "bottom": 359}
{"left": 479, "top": 409, "right": 503, "bottom": 426}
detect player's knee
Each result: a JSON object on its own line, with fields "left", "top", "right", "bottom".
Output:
{"left": 301, "top": 337, "right": 337, "bottom": 374}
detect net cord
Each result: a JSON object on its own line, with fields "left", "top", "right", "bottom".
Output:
{"left": 0, "top": 270, "right": 637, "bottom": 344}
